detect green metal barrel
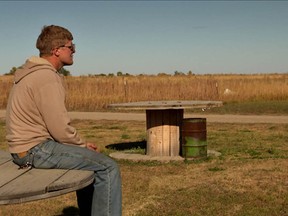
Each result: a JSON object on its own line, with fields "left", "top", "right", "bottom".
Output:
{"left": 181, "top": 118, "right": 207, "bottom": 159}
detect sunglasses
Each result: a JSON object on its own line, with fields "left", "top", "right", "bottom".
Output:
{"left": 58, "top": 43, "right": 76, "bottom": 52}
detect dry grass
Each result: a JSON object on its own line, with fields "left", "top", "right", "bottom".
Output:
{"left": 0, "top": 72, "right": 287, "bottom": 215}
{"left": 1, "top": 73, "right": 288, "bottom": 111}
{"left": 0, "top": 76, "right": 13, "bottom": 109}
{"left": 0, "top": 119, "right": 287, "bottom": 216}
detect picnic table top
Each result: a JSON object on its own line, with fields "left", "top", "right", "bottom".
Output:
{"left": 0, "top": 150, "right": 94, "bottom": 205}
{"left": 108, "top": 100, "right": 223, "bottom": 110}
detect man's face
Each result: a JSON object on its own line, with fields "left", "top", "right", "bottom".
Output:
{"left": 57, "top": 40, "right": 75, "bottom": 66}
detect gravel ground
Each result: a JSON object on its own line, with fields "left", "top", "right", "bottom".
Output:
{"left": 1, "top": 110, "right": 288, "bottom": 124}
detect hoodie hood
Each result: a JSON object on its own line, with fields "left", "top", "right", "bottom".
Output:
{"left": 14, "top": 56, "right": 56, "bottom": 84}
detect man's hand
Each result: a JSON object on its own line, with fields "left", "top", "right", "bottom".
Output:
{"left": 86, "top": 142, "right": 100, "bottom": 153}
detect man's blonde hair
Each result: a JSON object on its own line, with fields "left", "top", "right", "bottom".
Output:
{"left": 36, "top": 25, "right": 73, "bottom": 56}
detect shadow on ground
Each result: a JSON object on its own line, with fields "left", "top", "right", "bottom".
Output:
{"left": 55, "top": 206, "right": 79, "bottom": 216}
{"left": 106, "top": 140, "right": 146, "bottom": 151}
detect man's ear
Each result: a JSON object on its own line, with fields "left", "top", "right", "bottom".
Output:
{"left": 52, "top": 48, "right": 60, "bottom": 57}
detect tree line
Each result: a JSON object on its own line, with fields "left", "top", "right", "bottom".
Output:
{"left": 5, "top": 67, "right": 194, "bottom": 77}
{"left": 4, "top": 67, "right": 71, "bottom": 76}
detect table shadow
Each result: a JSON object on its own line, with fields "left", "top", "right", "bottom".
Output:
{"left": 54, "top": 206, "right": 79, "bottom": 216}
{"left": 106, "top": 140, "right": 146, "bottom": 151}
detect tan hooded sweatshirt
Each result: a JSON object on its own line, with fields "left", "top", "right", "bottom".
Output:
{"left": 6, "top": 56, "right": 85, "bottom": 153}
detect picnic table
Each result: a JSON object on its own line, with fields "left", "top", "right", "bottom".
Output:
{"left": 108, "top": 100, "right": 222, "bottom": 157}
{"left": 0, "top": 150, "right": 94, "bottom": 205}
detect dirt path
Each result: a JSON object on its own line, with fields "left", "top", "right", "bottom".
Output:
{"left": 1, "top": 110, "right": 288, "bottom": 124}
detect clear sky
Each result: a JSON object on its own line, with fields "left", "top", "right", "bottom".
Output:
{"left": 1, "top": 1, "right": 288, "bottom": 76}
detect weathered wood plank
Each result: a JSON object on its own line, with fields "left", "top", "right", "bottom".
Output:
{"left": 0, "top": 161, "right": 28, "bottom": 186}
{"left": 0, "top": 170, "right": 94, "bottom": 205}
{"left": 146, "top": 110, "right": 151, "bottom": 155}
{"left": 146, "top": 109, "right": 183, "bottom": 157}
{"left": 147, "top": 110, "right": 164, "bottom": 156}
{"left": 0, "top": 150, "right": 94, "bottom": 205}
{"left": 0, "top": 150, "right": 12, "bottom": 165}
{"left": 0, "top": 169, "right": 68, "bottom": 199}
{"left": 169, "top": 109, "right": 183, "bottom": 156}
{"left": 109, "top": 100, "right": 223, "bottom": 110}
{"left": 162, "top": 110, "right": 170, "bottom": 156}
{"left": 47, "top": 169, "right": 94, "bottom": 192}
{"left": 155, "top": 111, "right": 163, "bottom": 156}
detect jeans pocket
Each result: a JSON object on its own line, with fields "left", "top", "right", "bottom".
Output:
{"left": 11, "top": 152, "right": 33, "bottom": 168}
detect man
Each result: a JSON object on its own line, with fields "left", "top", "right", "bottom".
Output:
{"left": 6, "top": 25, "right": 122, "bottom": 216}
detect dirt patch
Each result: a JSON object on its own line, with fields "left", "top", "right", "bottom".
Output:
{"left": 1, "top": 110, "right": 287, "bottom": 124}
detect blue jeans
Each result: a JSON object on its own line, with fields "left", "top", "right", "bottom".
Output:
{"left": 11, "top": 140, "right": 122, "bottom": 216}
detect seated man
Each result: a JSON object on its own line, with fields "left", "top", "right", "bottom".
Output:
{"left": 5, "top": 25, "right": 122, "bottom": 216}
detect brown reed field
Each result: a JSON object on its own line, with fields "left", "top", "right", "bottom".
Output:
{"left": 0, "top": 73, "right": 288, "bottom": 112}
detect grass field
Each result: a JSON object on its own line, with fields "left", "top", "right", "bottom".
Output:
{"left": 0, "top": 118, "right": 287, "bottom": 216}
{"left": 0, "top": 73, "right": 287, "bottom": 215}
